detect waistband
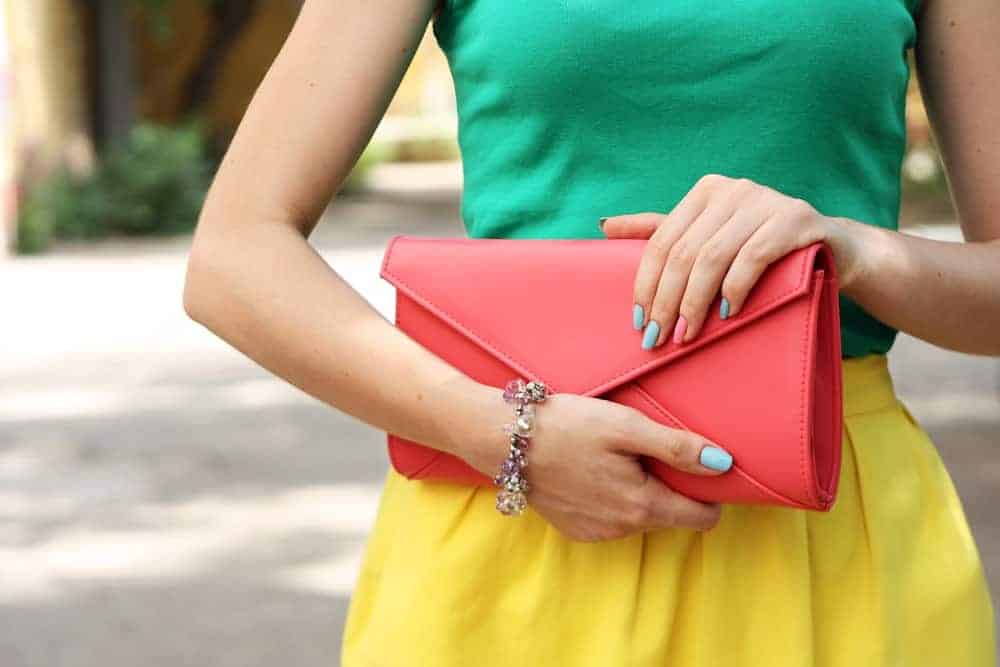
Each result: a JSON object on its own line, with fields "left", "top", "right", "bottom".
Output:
{"left": 841, "top": 354, "right": 899, "bottom": 417}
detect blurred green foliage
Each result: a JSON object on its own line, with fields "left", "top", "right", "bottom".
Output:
{"left": 340, "top": 141, "right": 397, "bottom": 194}
{"left": 17, "top": 121, "right": 213, "bottom": 254}
{"left": 339, "top": 136, "right": 459, "bottom": 194}
{"left": 394, "top": 136, "right": 460, "bottom": 163}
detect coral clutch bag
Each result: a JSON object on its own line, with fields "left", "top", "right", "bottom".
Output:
{"left": 379, "top": 235, "right": 843, "bottom": 511}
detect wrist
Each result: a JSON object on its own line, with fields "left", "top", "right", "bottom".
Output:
{"left": 824, "top": 215, "right": 891, "bottom": 298}
{"left": 436, "top": 378, "right": 511, "bottom": 475}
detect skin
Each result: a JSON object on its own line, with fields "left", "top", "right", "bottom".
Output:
{"left": 183, "top": 0, "right": 999, "bottom": 543}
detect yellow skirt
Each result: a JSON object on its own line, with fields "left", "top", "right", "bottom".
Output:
{"left": 341, "top": 355, "right": 996, "bottom": 666}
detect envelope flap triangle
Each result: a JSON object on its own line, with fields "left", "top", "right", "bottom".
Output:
{"left": 380, "top": 236, "right": 820, "bottom": 396}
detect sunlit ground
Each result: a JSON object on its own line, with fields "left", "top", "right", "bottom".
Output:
{"left": 1, "top": 163, "right": 997, "bottom": 666}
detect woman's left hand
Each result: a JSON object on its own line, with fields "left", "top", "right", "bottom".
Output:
{"left": 600, "top": 173, "right": 867, "bottom": 349}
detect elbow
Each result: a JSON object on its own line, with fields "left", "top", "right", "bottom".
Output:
{"left": 182, "top": 253, "right": 206, "bottom": 325}
{"left": 182, "top": 233, "right": 218, "bottom": 326}
{"left": 182, "top": 265, "right": 202, "bottom": 324}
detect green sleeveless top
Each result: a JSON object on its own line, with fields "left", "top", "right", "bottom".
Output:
{"left": 431, "top": 1, "right": 921, "bottom": 358}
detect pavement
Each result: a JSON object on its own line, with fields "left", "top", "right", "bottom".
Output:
{"left": 1, "top": 163, "right": 997, "bottom": 665}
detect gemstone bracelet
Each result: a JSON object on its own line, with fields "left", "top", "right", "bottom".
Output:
{"left": 494, "top": 378, "right": 549, "bottom": 516}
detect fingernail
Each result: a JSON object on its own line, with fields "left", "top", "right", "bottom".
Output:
{"left": 672, "top": 315, "right": 688, "bottom": 344}
{"left": 700, "top": 445, "right": 733, "bottom": 472}
{"left": 632, "top": 304, "right": 644, "bottom": 330}
{"left": 641, "top": 320, "right": 660, "bottom": 350}
{"left": 598, "top": 217, "right": 608, "bottom": 230}
{"left": 720, "top": 298, "right": 731, "bottom": 320}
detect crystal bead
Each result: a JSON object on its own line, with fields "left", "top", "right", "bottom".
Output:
{"left": 501, "top": 458, "right": 520, "bottom": 476}
{"left": 504, "top": 473, "right": 528, "bottom": 494}
{"left": 518, "top": 402, "right": 535, "bottom": 415}
{"left": 509, "top": 432, "right": 528, "bottom": 448}
{"left": 503, "top": 419, "right": 535, "bottom": 438}
{"left": 502, "top": 379, "right": 526, "bottom": 404}
{"left": 504, "top": 451, "right": 525, "bottom": 470}
{"left": 513, "top": 411, "right": 535, "bottom": 437}
{"left": 496, "top": 490, "right": 527, "bottom": 515}
{"left": 524, "top": 381, "right": 547, "bottom": 402}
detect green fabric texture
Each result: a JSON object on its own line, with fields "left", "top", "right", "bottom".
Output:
{"left": 431, "top": 2, "right": 920, "bottom": 358}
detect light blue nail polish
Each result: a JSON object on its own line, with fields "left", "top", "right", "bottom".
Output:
{"left": 720, "top": 297, "right": 731, "bottom": 320}
{"left": 633, "top": 304, "right": 644, "bottom": 331}
{"left": 641, "top": 320, "right": 660, "bottom": 349}
{"left": 700, "top": 446, "right": 733, "bottom": 472}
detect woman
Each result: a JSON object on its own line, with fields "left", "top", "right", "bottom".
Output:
{"left": 183, "top": 0, "right": 998, "bottom": 664}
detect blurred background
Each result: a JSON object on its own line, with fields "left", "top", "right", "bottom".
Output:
{"left": 0, "top": 2, "right": 995, "bottom": 665}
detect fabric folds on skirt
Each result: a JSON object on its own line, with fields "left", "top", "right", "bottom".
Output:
{"left": 341, "top": 354, "right": 997, "bottom": 666}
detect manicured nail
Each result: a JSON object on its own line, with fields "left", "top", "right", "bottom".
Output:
{"left": 632, "top": 304, "right": 644, "bottom": 330}
{"left": 720, "top": 297, "right": 731, "bottom": 320}
{"left": 673, "top": 315, "right": 688, "bottom": 344}
{"left": 700, "top": 445, "right": 733, "bottom": 472}
{"left": 598, "top": 217, "right": 608, "bottom": 230}
{"left": 641, "top": 320, "right": 660, "bottom": 349}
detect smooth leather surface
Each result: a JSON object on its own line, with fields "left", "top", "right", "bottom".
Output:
{"left": 380, "top": 236, "right": 843, "bottom": 511}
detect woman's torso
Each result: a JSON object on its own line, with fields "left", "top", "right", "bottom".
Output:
{"left": 431, "top": 0, "right": 922, "bottom": 358}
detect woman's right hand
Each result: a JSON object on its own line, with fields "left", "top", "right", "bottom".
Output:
{"left": 458, "top": 385, "right": 734, "bottom": 543}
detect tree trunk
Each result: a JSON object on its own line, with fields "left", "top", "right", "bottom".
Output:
{"left": 94, "top": 0, "right": 135, "bottom": 148}
{"left": 180, "top": 0, "right": 261, "bottom": 116}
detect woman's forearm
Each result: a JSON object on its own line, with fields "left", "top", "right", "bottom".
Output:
{"left": 177, "top": 0, "right": 513, "bottom": 467}
{"left": 183, "top": 219, "right": 504, "bottom": 461}
{"left": 839, "top": 217, "right": 1000, "bottom": 356}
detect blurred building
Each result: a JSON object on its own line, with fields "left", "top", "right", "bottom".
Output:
{"left": 0, "top": 0, "right": 454, "bottom": 256}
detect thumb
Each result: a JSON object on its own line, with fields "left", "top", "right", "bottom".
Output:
{"left": 598, "top": 212, "right": 663, "bottom": 239}
{"left": 622, "top": 414, "right": 734, "bottom": 476}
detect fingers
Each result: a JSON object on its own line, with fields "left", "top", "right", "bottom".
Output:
{"left": 618, "top": 174, "right": 827, "bottom": 348}
{"left": 641, "top": 198, "right": 739, "bottom": 347}
{"left": 599, "top": 212, "right": 663, "bottom": 239}
{"left": 618, "top": 410, "right": 734, "bottom": 476}
{"left": 601, "top": 179, "right": 715, "bottom": 241}
{"left": 674, "top": 205, "right": 770, "bottom": 340}
{"left": 630, "top": 175, "right": 744, "bottom": 348}
{"left": 721, "top": 211, "right": 821, "bottom": 317}
{"left": 635, "top": 478, "right": 723, "bottom": 532}
{"left": 620, "top": 416, "right": 729, "bottom": 532}
{"left": 629, "top": 183, "right": 714, "bottom": 341}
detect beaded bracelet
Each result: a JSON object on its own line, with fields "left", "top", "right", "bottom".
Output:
{"left": 493, "top": 378, "right": 549, "bottom": 516}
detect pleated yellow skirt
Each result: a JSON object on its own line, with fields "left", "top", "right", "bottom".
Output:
{"left": 341, "top": 355, "right": 997, "bottom": 666}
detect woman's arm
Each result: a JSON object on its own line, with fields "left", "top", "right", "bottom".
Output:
{"left": 846, "top": 0, "right": 1000, "bottom": 354}
{"left": 183, "top": 0, "right": 492, "bottom": 458}
{"left": 183, "top": 1, "right": 729, "bottom": 541}
{"left": 603, "top": 0, "right": 1000, "bottom": 356}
